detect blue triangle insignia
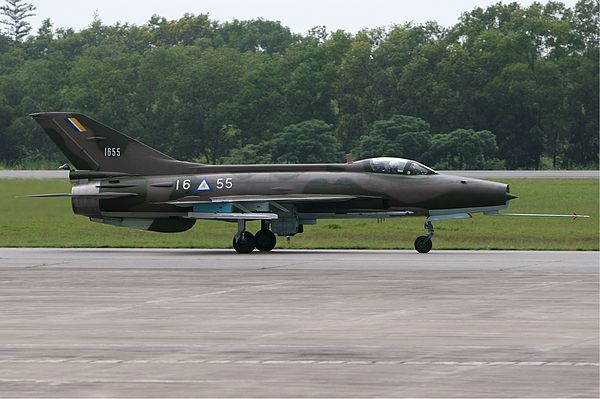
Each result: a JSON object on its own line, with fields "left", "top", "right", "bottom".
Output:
{"left": 196, "top": 178, "right": 211, "bottom": 192}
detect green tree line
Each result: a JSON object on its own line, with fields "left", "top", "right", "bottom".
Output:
{"left": 0, "top": 1, "right": 597, "bottom": 169}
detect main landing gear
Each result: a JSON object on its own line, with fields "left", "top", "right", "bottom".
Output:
{"left": 232, "top": 220, "right": 276, "bottom": 254}
{"left": 232, "top": 230, "right": 255, "bottom": 253}
{"left": 414, "top": 220, "right": 434, "bottom": 253}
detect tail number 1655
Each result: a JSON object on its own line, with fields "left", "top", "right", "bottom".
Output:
{"left": 104, "top": 147, "right": 121, "bottom": 157}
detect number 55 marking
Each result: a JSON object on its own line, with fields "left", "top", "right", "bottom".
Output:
{"left": 216, "top": 178, "right": 233, "bottom": 189}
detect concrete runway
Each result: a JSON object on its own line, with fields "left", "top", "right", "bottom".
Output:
{"left": 0, "top": 249, "right": 598, "bottom": 398}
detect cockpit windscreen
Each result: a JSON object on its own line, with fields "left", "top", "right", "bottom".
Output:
{"left": 365, "top": 157, "right": 436, "bottom": 175}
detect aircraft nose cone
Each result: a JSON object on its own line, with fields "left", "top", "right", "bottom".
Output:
{"left": 506, "top": 193, "right": 518, "bottom": 200}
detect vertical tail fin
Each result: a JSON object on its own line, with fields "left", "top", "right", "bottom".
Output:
{"left": 30, "top": 112, "right": 200, "bottom": 175}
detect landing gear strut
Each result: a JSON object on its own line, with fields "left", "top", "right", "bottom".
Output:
{"left": 233, "top": 220, "right": 255, "bottom": 254}
{"left": 414, "top": 220, "right": 434, "bottom": 253}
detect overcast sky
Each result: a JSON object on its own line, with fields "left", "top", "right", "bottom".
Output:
{"left": 27, "top": 0, "right": 578, "bottom": 34}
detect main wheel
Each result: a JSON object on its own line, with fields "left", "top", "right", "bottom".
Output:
{"left": 233, "top": 231, "right": 255, "bottom": 253}
{"left": 255, "top": 229, "right": 276, "bottom": 252}
{"left": 414, "top": 235, "right": 432, "bottom": 253}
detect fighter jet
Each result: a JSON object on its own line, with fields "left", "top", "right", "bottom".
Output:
{"left": 28, "top": 112, "right": 588, "bottom": 253}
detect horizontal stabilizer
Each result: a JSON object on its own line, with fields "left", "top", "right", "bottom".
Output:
{"left": 484, "top": 211, "right": 590, "bottom": 219}
{"left": 22, "top": 192, "right": 138, "bottom": 199}
{"left": 69, "top": 170, "right": 135, "bottom": 180}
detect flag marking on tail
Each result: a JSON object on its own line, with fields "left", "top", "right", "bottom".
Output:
{"left": 66, "top": 117, "right": 87, "bottom": 133}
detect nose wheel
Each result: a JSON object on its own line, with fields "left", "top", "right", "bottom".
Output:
{"left": 414, "top": 221, "right": 434, "bottom": 253}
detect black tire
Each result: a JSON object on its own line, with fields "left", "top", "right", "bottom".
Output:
{"left": 414, "top": 235, "right": 433, "bottom": 253}
{"left": 255, "top": 229, "right": 276, "bottom": 252}
{"left": 233, "top": 231, "right": 255, "bottom": 253}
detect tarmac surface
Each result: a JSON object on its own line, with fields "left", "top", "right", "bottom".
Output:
{"left": 0, "top": 169, "right": 598, "bottom": 179}
{"left": 0, "top": 248, "right": 598, "bottom": 398}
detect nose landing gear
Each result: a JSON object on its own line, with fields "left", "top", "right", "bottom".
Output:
{"left": 414, "top": 220, "right": 434, "bottom": 253}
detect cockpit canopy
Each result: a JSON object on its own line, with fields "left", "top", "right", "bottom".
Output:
{"left": 358, "top": 157, "right": 437, "bottom": 175}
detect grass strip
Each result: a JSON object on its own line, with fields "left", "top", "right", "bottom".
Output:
{"left": 0, "top": 179, "right": 597, "bottom": 250}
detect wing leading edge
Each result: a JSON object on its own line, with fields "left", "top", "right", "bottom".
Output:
{"left": 162, "top": 194, "right": 415, "bottom": 221}
{"left": 161, "top": 194, "right": 373, "bottom": 206}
